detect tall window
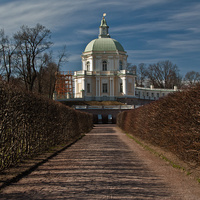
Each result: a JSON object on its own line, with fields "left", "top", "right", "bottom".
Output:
{"left": 102, "top": 60, "right": 107, "bottom": 71}
{"left": 86, "top": 61, "right": 90, "bottom": 71}
{"left": 120, "top": 83, "right": 123, "bottom": 93}
{"left": 119, "top": 60, "right": 123, "bottom": 70}
{"left": 87, "top": 83, "right": 90, "bottom": 93}
{"left": 102, "top": 83, "right": 108, "bottom": 93}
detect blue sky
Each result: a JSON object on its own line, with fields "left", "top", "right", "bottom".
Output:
{"left": 0, "top": 0, "right": 200, "bottom": 76}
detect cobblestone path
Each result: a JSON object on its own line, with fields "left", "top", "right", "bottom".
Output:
{"left": 0, "top": 125, "right": 199, "bottom": 199}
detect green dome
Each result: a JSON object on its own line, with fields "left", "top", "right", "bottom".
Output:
{"left": 84, "top": 38, "right": 125, "bottom": 52}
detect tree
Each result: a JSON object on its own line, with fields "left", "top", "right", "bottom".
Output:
{"left": 45, "top": 62, "right": 58, "bottom": 99}
{"left": 184, "top": 71, "right": 200, "bottom": 85}
{"left": 36, "top": 53, "right": 52, "bottom": 94}
{"left": 0, "top": 29, "right": 17, "bottom": 83}
{"left": 146, "top": 60, "right": 181, "bottom": 89}
{"left": 127, "top": 63, "right": 136, "bottom": 71}
{"left": 34, "top": 46, "right": 69, "bottom": 98}
{"left": 136, "top": 63, "right": 147, "bottom": 87}
{"left": 56, "top": 45, "right": 69, "bottom": 72}
{"left": 14, "top": 24, "right": 52, "bottom": 91}
{"left": 48, "top": 45, "right": 69, "bottom": 99}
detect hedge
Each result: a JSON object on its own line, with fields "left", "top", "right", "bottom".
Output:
{"left": 0, "top": 83, "right": 93, "bottom": 171}
{"left": 117, "top": 84, "right": 200, "bottom": 165}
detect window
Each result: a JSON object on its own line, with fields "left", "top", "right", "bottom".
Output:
{"left": 119, "top": 60, "right": 123, "bottom": 70}
{"left": 120, "top": 83, "right": 123, "bottom": 93}
{"left": 108, "top": 114, "right": 112, "bottom": 123}
{"left": 102, "top": 83, "right": 108, "bottom": 93}
{"left": 146, "top": 92, "right": 149, "bottom": 97}
{"left": 87, "top": 83, "right": 90, "bottom": 93}
{"left": 86, "top": 61, "right": 90, "bottom": 71}
{"left": 102, "top": 60, "right": 107, "bottom": 71}
{"left": 151, "top": 93, "right": 154, "bottom": 97}
{"left": 98, "top": 114, "right": 102, "bottom": 124}
{"left": 157, "top": 93, "right": 160, "bottom": 98}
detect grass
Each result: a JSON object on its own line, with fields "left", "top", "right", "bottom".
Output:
{"left": 126, "top": 133, "right": 189, "bottom": 173}
{"left": 120, "top": 129, "right": 200, "bottom": 184}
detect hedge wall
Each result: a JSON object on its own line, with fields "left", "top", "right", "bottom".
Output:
{"left": 117, "top": 84, "right": 200, "bottom": 165}
{"left": 0, "top": 83, "right": 93, "bottom": 171}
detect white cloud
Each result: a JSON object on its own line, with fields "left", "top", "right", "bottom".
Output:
{"left": 0, "top": 0, "right": 95, "bottom": 34}
{"left": 147, "top": 38, "right": 200, "bottom": 53}
{"left": 77, "top": 29, "right": 98, "bottom": 37}
{"left": 0, "top": 0, "right": 173, "bottom": 34}
{"left": 68, "top": 54, "right": 81, "bottom": 62}
{"left": 94, "top": 0, "right": 170, "bottom": 10}
{"left": 53, "top": 40, "right": 85, "bottom": 49}
{"left": 170, "top": 3, "right": 200, "bottom": 21}
{"left": 0, "top": 0, "right": 199, "bottom": 74}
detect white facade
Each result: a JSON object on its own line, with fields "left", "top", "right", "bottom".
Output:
{"left": 135, "top": 85, "right": 178, "bottom": 100}
{"left": 74, "top": 15, "right": 136, "bottom": 101}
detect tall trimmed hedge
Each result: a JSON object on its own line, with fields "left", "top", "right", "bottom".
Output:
{"left": 0, "top": 83, "right": 93, "bottom": 171}
{"left": 117, "top": 84, "right": 200, "bottom": 165}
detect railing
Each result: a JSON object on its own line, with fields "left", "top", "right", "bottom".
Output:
{"left": 74, "top": 105, "right": 134, "bottom": 109}
{"left": 74, "top": 70, "right": 136, "bottom": 76}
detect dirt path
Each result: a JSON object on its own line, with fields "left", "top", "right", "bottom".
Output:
{"left": 0, "top": 124, "right": 199, "bottom": 199}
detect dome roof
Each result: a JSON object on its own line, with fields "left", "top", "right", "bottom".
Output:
{"left": 84, "top": 38, "right": 125, "bottom": 53}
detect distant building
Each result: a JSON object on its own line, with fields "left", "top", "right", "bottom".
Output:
{"left": 135, "top": 85, "right": 178, "bottom": 100}
{"left": 73, "top": 14, "right": 136, "bottom": 101}
{"left": 54, "top": 15, "right": 179, "bottom": 104}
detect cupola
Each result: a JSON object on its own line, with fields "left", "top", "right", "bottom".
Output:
{"left": 99, "top": 13, "right": 110, "bottom": 38}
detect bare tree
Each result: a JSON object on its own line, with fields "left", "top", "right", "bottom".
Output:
{"left": 35, "top": 46, "right": 69, "bottom": 98}
{"left": 0, "top": 29, "right": 17, "bottom": 83}
{"left": 49, "top": 45, "right": 69, "bottom": 99}
{"left": 136, "top": 63, "right": 147, "bottom": 87}
{"left": 127, "top": 63, "right": 136, "bottom": 71}
{"left": 36, "top": 53, "right": 52, "bottom": 94}
{"left": 184, "top": 71, "right": 200, "bottom": 85}
{"left": 146, "top": 60, "right": 181, "bottom": 89}
{"left": 46, "top": 62, "right": 58, "bottom": 99}
{"left": 14, "top": 24, "right": 52, "bottom": 91}
{"left": 56, "top": 45, "right": 69, "bottom": 72}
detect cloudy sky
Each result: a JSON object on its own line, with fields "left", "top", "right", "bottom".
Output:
{"left": 0, "top": 0, "right": 199, "bottom": 75}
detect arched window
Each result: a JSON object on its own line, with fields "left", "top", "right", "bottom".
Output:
{"left": 102, "top": 60, "right": 107, "bottom": 71}
{"left": 119, "top": 60, "right": 123, "bottom": 70}
{"left": 86, "top": 61, "right": 90, "bottom": 71}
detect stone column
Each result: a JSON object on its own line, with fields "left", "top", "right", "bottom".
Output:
{"left": 82, "top": 77, "right": 85, "bottom": 91}
{"left": 74, "top": 78, "right": 77, "bottom": 98}
{"left": 82, "top": 77, "right": 86, "bottom": 98}
{"left": 122, "top": 77, "right": 127, "bottom": 96}
{"left": 99, "top": 78, "right": 101, "bottom": 97}
{"left": 96, "top": 77, "right": 100, "bottom": 97}
{"left": 110, "top": 77, "right": 114, "bottom": 96}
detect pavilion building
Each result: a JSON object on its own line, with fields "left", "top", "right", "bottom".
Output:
{"left": 73, "top": 15, "right": 136, "bottom": 101}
